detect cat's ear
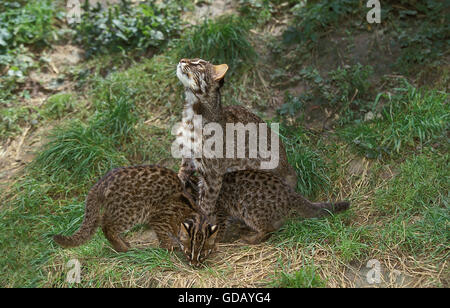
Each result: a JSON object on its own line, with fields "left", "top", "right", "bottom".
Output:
{"left": 212, "top": 64, "right": 228, "bottom": 81}
{"left": 209, "top": 224, "right": 218, "bottom": 235}
{"left": 181, "top": 220, "right": 193, "bottom": 233}
{"left": 207, "top": 224, "right": 219, "bottom": 244}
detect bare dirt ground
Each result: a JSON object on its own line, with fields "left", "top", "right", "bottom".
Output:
{"left": 0, "top": 44, "right": 83, "bottom": 186}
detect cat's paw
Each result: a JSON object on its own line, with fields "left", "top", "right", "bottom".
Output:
{"left": 177, "top": 172, "right": 190, "bottom": 186}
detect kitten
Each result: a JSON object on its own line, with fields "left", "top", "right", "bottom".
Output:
{"left": 176, "top": 58, "right": 297, "bottom": 223}
{"left": 185, "top": 172, "right": 350, "bottom": 244}
{"left": 53, "top": 165, "right": 218, "bottom": 267}
{"left": 215, "top": 170, "right": 350, "bottom": 244}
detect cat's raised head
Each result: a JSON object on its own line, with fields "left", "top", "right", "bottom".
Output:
{"left": 177, "top": 216, "right": 219, "bottom": 267}
{"left": 176, "top": 58, "right": 228, "bottom": 94}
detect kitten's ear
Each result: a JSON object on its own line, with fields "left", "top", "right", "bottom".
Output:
{"left": 209, "top": 224, "right": 218, "bottom": 234}
{"left": 212, "top": 64, "right": 228, "bottom": 81}
{"left": 181, "top": 220, "right": 193, "bottom": 233}
{"left": 208, "top": 224, "right": 219, "bottom": 237}
{"left": 207, "top": 224, "right": 219, "bottom": 243}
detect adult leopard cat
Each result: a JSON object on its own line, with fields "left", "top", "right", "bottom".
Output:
{"left": 176, "top": 58, "right": 297, "bottom": 223}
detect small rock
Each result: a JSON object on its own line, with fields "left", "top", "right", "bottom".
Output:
{"left": 364, "top": 111, "right": 374, "bottom": 122}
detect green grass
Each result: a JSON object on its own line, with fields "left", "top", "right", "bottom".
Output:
{"left": 177, "top": 14, "right": 257, "bottom": 72}
{"left": 374, "top": 153, "right": 449, "bottom": 259}
{"left": 0, "top": 176, "right": 78, "bottom": 287}
{"left": 280, "top": 125, "right": 330, "bottom": 199}
{"left": 42, "top": 93, "right": 76, "bottom": 119}
{"left": 32, "top": 120, "right": 130, "bottom": 184}
{"left": 88, "top": 52, "right": 181, "bottom": 115}
{"left": 339, "top": 82, "right": 449, "bottom": 158}
{"left": 32, "top": 89, "right": 139, "bottom": 184}
{"left": 273, "top": 213, "right": 371, "bottom": 263}
{"left": 269, "top": 261, "right": 326, "bottom": 288}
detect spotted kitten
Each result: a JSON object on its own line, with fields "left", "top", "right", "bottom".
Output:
{"left": 176, "top": 58, "right": 297, "bottom": 223}
{"left": 53, "top": 165, "right": 218, "bottom": 266}
{"left": 188, "top": 171, "right": 350, "bottom": 244}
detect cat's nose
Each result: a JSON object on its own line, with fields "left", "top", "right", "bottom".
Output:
{"left": 180, "top": 58, "right": 189, "bottom": 64}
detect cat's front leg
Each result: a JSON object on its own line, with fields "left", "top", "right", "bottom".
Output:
{"left": 198, "top": 171, "right": 223, "bottom": 224}
{"left": 155, "top": 229, "right": 178, "bottom": 252}
{"left": 178, "top": 157, "right": 196, "bottom": 186}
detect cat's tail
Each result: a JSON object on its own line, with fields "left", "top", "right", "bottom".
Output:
{"left": 294, "top": 194, "right": 350, "bottom": 218}
{"left": 53, "top": 182, "right": 103, "bottom": 248}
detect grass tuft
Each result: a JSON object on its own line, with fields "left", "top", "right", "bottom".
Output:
{"left": 280, "top": 125, "right": 330, "bottom": 198}
{"left": 270, "top": 263, "right": 327, "bottom": 288}
{"left": 32, "top": 120, "right": 129, "bottom": 184}
{"left": 177, "top": 15, "right": 257, "bottom": 72}
{"left": 31, "top": 90, "right": 139, "bottom": 184}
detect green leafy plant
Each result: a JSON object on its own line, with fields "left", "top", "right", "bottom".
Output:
{"left": 282, "top": 0, "right": 364, "bottom": 46}
{"left": 329, "top": 64, "right": 374, "bottom": 123}
{"left": 73, "top": 0, "right": 181, "bottom": 57}
{"left": 277, "top": 92, "right": 305, "bottom": 118}
{"left": 0, "top": 46, "right": 36, "bottom": 103}
{"left": 0, "top": 104, "right": 38, "bottom": 140}
{"left": 395, "top": 12, "right": 449, "bottom": 72}
{"left": 0, "top": 0, "right": 56, "bottom": 51}
{"left": 238, "top": 0, "right": 273, "bottom": 26}
{"left": 0, "top": 0, "right": 57, "bottom": 102}
{"left": 278, "top": 64, "right": 374, "bottom": 124}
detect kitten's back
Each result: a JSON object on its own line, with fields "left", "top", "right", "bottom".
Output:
{"left": 217, "top": 170, "right": 349, "bottom": 243}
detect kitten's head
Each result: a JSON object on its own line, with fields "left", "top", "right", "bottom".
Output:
{"left": 176, "top": 58, "right": 228, "bottom": 94}
{"left": 177, "top": 216, "right": 219, "bottom": 267}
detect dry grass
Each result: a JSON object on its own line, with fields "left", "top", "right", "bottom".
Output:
{"left": 42, "top": 230, "right": 448, "bottom": 288}
{"left": 37, "top": 152, "right": 447, "bottom": 288}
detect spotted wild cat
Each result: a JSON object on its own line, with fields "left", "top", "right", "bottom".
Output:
{"left": 187, "top": 171, "right": 350, "bottom": 244}
{"left": 53, "top": 165, "right": 218, "bottom": 266}
{"left": 176, "top": 58, "right": 298, "bottom": 223}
